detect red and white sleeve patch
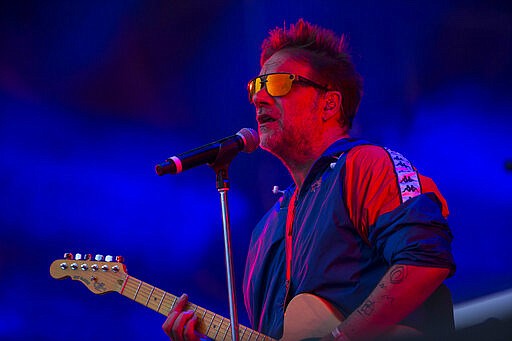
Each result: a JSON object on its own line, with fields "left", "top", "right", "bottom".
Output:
{"left": 384, "top": 148, "right": 422, "bottom": 204}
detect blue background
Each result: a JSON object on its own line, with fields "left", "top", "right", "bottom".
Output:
{"left": 1, "top": 1, "right": 511, "bottom": 340}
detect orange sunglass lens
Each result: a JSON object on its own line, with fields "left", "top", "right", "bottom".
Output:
{"left": 266, "top": 74, "right": 294, "bottom": 97}
{"left": 248, "top": 74, "right": 294, "bottom": 101}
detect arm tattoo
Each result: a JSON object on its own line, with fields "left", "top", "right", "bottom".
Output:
{"left": 389, "top": 265, "right": 407, "bottom": 284}
{"left": 358, "top": 299, "right": 375, "bottom": 316}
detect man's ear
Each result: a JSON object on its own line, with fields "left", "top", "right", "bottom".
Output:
{"left": 322, "top": 91, "right": 342, "bottom": 121}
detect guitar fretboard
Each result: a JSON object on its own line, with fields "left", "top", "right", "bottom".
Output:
{"left": 120, "top": 276, "right": 274, "bottom": 341}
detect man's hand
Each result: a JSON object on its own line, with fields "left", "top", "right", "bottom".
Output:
{"left": 162, "top": 294, "right": 206, "bottom": 341}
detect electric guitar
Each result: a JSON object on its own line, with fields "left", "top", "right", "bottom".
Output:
{"left": 50, "top": 253, "right": 343, "bottom": 341}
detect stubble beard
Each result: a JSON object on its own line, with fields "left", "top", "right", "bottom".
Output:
{"left": 259, "top": 123, "right": 313, "bottom": 166}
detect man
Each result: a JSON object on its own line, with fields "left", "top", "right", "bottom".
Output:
{"left": 163, "top": 19, "right": 455, "bottom": 341}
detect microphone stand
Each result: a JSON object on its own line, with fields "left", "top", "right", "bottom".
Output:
{"left": 209, "top": 147, "right": 240, "bottom": 341}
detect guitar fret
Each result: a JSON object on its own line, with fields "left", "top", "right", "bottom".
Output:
{"left": 199, "top": 308, "right": 208, "bottom": 334}
{"left": 193, "top": 308, "right": 207, "bottom": 336}
{"left": 206, "top": 313, "right": 216, "bottom": 336}
{"left": 140, "top": 283, "right": 154, "bottom": 304}
{"left": 247, "top": 328, "right": 253, "bottom": 341}
{"left": 216, "top": 316, "right": 224, "bottom": 336}
{"left": 120, "top": 275, "right": 129, "bottom": 294}
{"left": 133, "top": 280, "right": 142, "bottom": 300}
{"left": 120, "top": 277, "right": 135, "bottom": 299}
{"left": 157, "top": 291, "right": 166, "bottom": 313}
{"left": 212, "top": 315, "right": 222, "bottom": 340}
{"left": 145, "top": 286, "right": 155, "bottom": 306}
{"left": 239, "top": 325, "right": 246, "bottom": 341}
{"left": 169, "top": 295, "right": 178, "bottom": 310}
{"left": 149, "top": 288, "right": 164, "bottom": 310}
{"left": 221, "top": 320, "right": 230, "bottom": 341}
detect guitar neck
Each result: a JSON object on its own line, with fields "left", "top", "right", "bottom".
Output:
{"left": 120, "top": 275, "right": 273, "bottom": 341}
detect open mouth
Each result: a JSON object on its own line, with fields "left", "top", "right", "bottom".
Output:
{"left": 257, "top": 114, "right": 276, "bottom": 125}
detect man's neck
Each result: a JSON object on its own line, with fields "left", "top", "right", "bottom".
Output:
{"left": 283, "top": 132, "right": 350, "bottom": 190}
{"left": 287, "top": 160, "right": 315, "bottom": 190}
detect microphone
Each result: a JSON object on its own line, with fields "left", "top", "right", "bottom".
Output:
{"left": 155, "top": 128, "right": 259, "bottom": 175}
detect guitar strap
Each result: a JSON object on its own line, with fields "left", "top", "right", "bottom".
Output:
{"left": 284, "top": 188, "right": 298, "bottom": 306}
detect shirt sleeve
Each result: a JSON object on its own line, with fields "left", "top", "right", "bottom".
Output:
{"left": 343, "top": 145, "right": 455, "bottom": 273}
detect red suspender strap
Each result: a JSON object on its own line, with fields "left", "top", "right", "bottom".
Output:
{"left": 284, "top": 189, "right": 297, "bottom": 302}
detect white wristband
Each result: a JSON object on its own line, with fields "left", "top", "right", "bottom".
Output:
{"left": 332, "top": 326, "right": 350, "bottom": 340}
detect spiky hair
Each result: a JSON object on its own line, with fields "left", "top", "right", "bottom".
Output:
{"left": 260, "top": 19, "right": 363, "bottom": 128}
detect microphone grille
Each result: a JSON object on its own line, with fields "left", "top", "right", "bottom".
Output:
{"left": 237, "top": 128, "right": 260, "bottom": 153}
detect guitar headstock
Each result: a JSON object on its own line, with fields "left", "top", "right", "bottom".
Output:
{"left": 50, "top": 253, "right": 128, "bottom": 295}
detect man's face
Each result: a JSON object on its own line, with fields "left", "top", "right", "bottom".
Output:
{"left": 251, "top": 50, "right": 325, "bottom": 162}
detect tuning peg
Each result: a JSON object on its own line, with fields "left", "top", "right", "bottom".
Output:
{"left": 95, "top": 254, "right": 104, "bottom": 261}
{"left": 64, "top": 253, "right": 74, "bottom": 260}
{"left": 85, "top": 254, "right": 92, "bottom": 260}
{"left": 105, "top": 255, "right": 113, "bottom": 262}
{"left": 75, "top": 253, "right": 83, "bottom": 260}
{"left": 115, "top": 255, "right": 124, "bottom": 263}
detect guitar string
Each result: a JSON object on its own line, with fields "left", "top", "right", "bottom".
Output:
{"left": 122, "top": 277, "right": 271, "bottom": 340}
{"left": 85, "top": 267, "right": 271, "bottom": 341}
{"left": 120, "top": 278, "right": 250, "bottom": 339}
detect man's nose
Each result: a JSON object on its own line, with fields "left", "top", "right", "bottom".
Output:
{"left": 252, "top": 86, "right": 273, "bottom": 106}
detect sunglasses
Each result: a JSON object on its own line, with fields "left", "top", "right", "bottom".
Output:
{"left": 247, "top": 72, "right": 329, "bottom": 102}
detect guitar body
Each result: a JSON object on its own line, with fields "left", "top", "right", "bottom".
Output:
{"left": 282, "top": 293, "right": 420, "bottom": 340}
{"left": 281, "top": 293, "right": 343, "bottom": 340}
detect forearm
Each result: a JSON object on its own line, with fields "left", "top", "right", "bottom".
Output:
{"left": 332, "top": 264, "right": 450, "bottom": 341}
